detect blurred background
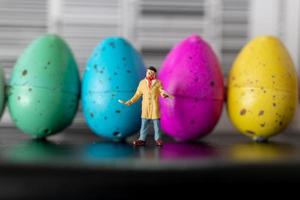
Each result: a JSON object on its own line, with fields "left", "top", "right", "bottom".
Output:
{"left": 0, "top": 0, "right": 300, "bottom": 133}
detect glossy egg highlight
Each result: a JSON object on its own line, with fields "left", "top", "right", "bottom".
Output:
{"left": 227, "top": 35, "right": 298, "bottom": 142}
{"left": 158, "top": 34, "right": 224, "bottom": 141}
{"left": 82, "top": 37, "right": 146, "bottom": 140}
{"left": 8, "top": 34, "right": 80, "bottom": 138}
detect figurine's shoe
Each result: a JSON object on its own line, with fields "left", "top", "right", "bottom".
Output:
{"left": 133, "top": 140, "right": 146, "bottom": 146}
{"left": 155, "top": 139, "right": 163, "bottom": 146}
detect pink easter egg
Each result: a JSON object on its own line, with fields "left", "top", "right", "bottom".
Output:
{"left": 158, "top": 34, "right": 224, "bottom": 141}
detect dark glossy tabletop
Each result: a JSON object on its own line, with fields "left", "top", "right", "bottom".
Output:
{"left": 0, "top": 127, "right": 300, "bottom": 198}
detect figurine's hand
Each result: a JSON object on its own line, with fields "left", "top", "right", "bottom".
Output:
{"left": 161, "top": 91, "right": 174, "bottom": 99}
{"left": 124, "top": 101, "right": 131, "bottom": 106}
{"left": 162, "top": 93, "right": 169, "bottom": 98}
{"left": 118, "top": 99, "right": 131, "bottom": 106}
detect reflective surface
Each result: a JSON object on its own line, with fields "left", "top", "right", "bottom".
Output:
{"left": 1, "top": 127, "right": 300, "bottom": 167}
{"left": 1, "top": 127, "right": 300, "bottom": 199}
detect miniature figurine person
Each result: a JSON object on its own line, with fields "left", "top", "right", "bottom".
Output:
{"left": 118, "top": 66, "right": 173, "bottom": 146}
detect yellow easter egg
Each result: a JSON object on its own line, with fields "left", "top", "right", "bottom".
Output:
{"left": 227, "top": 35, "right": 298, "bottom": 142}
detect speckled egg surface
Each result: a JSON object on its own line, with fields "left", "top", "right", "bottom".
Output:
{"left": 227, "top": 35, "right": 298, "bottom": 142}
{"left": 8, "top": 34, "right": 80, "bottom": 138}
{"left": 0, "top": 65, "right": 5, "bottom": 119}
{"left": 158, "top": 34, "right": 224, "bottom": 141}
{"left": 82, "top": 37, "right": 146, "bottom": 140}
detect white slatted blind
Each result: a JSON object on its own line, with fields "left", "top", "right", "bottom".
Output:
{"left": 48, "top": 0, "right": 223, "bottom": 127}
{"left": 221, "top": 0, "right": 250, "bottom": 75}
{"left": 59, "top": 0, "right": 123, "bottom": 74}
{"left": 0, "top": 0, "right": 251, "bottom": 128}
{"left": 137, "top": 0, "right": 222, "bottom": 68}
{"left": 0, "top": 0, "right": 47, "bottom": 125}
{"left": 54, "top": 0, "right": 124, "bottom": 127}
{"left": 3, "top": 0, "right": 296, "bottom": 131}
{"left": 0, "top": 0, "right": 47, "bottom": 79}
{"left": 214, "top": 0, "right": 251, "bottom": 132}
{"left": 0, "top": 0, "right": 246, "bottom": 127}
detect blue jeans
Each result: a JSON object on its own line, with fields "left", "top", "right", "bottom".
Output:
{"left": 139, "top": 118, "right": 161, "bottom": 141}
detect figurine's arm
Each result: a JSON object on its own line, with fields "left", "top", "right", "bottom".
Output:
{"left": 125, "top": 83, "right": 143, "bottom": 106}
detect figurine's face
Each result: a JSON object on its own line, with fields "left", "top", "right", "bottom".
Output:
{"left": 146, "top": 69, "right": 156, "bottom": 79}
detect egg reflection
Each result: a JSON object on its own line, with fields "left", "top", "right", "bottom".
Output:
{"left": 160, "top": 142, "right": 217, "bottom": 160}
{"left": 84, "top": 142, "right": 135, "bottom": 161}
{"left": 230, "top": 142, "right": 294, "bottom": 162}
{"left": 5, "top": 140, "right": 72, "bottom": 163}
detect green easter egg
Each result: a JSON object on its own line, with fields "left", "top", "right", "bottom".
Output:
{"left": 8, "top": 34, "right": 80, "bottom": 138}
{"left": 0, "top": 65, "right": 5, "bottom": 119}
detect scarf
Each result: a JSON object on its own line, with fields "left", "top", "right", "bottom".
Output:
{"left": 146, "top": 76, "right": 156, "bottom": 89}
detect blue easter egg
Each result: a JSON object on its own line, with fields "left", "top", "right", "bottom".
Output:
{"left": 82, "top": 37, "right": 146, "bottom": 140}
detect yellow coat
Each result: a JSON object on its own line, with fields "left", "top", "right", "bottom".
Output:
{"left": 128, "top": 79, "right": 165, "bottom": 119}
